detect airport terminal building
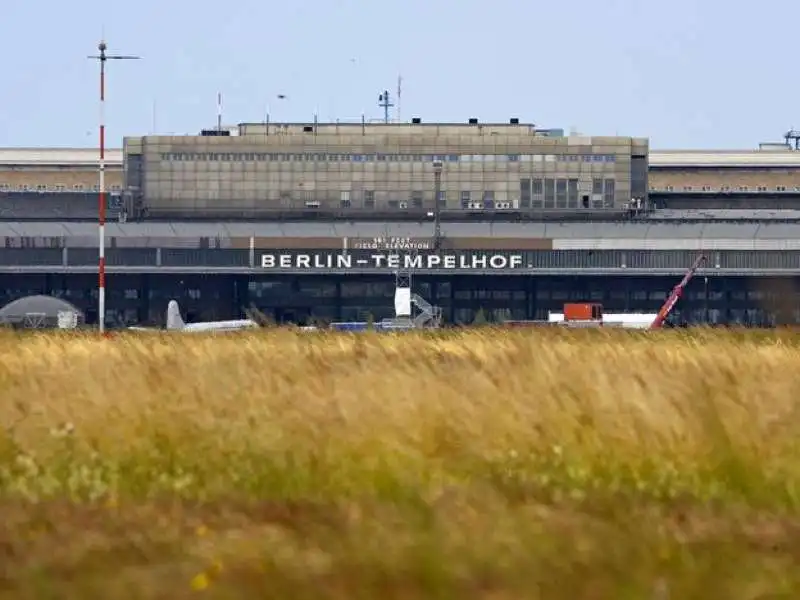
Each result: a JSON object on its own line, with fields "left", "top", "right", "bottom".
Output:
{"left": 121, "top": 121, "right": 648, "bottom": 219}
{"left": 3, "top": 120, "right": 800, "bottom": 327}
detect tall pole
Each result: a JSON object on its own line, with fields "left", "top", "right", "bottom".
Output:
{"left": 396, "top": 75, "right": 402, "bottom": 123}
{"left": 88, "top": 40, "right": 140, "bottom": 333}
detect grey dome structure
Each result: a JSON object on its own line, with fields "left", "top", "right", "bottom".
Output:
{"left": 0, "top": 295, "right": 84, "bottom": 329}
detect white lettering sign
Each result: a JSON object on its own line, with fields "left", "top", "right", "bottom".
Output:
{"left": 352, "top": 237, "right": 432, "bottom": 250}
{"left": 261, "top": 253, "right": 524, "bottom": 270}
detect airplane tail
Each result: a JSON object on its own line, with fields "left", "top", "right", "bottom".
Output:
{"left": 166, "top": 300, "right": 185, "bottom": 330}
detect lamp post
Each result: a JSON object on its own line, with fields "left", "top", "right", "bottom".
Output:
{"left": 87, "top": 40, "right": 140, "bottom": 333}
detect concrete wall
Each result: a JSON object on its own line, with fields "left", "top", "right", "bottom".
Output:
{"left": 0, "top": 165, "right": 123, "bottom": 192}
{"left": 650, "top": 168, "right": 800, "bottom": 192}
{"left": 124, "top": 125, "right": 647, "bottom": 215}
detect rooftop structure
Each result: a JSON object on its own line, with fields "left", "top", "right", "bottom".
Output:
{"left": 121, "top": 121, "right": 647, "bottom": 220}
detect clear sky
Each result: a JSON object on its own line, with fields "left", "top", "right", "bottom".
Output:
{"left": 2, "top": 0, "right": 797, "bottom": 150}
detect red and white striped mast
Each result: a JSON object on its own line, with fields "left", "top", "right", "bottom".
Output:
{"left": 88, "top": 40, "right": 140, "bottom": 333}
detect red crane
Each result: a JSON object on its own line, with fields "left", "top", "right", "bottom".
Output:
{"left": 649, "top": 253, "right": 707, "bottom": 329}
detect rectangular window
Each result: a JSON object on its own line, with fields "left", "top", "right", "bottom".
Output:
{"left": 436, "top": 190, "right": 446, "bottom": 207}
{"left": 364, "top": 190, "right": 375, "bottom": 208}
{"left": 567, "top": 178, "right": 579, "bottom": 208}
{"left": 460, "top": 190, "right": 470, "bottom": 208}
{"left": 603, "top": 178, "right": 616, "bottom": 207}
{"left": 520, "top": 178, "right": 531, "bottom": 208}
{"left": 531, "top": 178, "right": 543, "bottom": 207}
{"left": 555, "top": 179, "right": 567, "bottom": 208}
{"left": 411, "top": 191, "right": 423, "bottom": 208}
{"left": 592, "top": 178, "right": 603, "bottom": 195}
{"left": 544, "top": 179, "right": 555, "bottom": 208}
{"left": 483, "top": 190, "right": 495, "bottom": 208}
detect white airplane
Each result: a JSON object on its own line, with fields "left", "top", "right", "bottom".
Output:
{"left": 128, "top": 300, "right": 260, "bottom": 333}
{"left": 548, "top": 312, "right": 658, "bottom": 330}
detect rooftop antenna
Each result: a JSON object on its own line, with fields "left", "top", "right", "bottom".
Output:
{"left": 784, "top": 128, "right": 800, "bottom": 150}
{"left": 217, "top": 92, "right": 223, "bottom": 131}
{"left": 378, "top": 89, "right": 394, "bottom": 124}
{"left": 396, "top": 75, "right": 402, "bottom": 123}
{"left": 87, "top": 39, "right": 140, "bottom": 335}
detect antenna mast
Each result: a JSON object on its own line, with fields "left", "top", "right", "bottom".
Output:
{"left": 396, "top": 75, "right": 402, "bottom": 123}
{"left": 784, "top": 128, "right": 800, "bottom": 150}
{"left": 217, "top": 92, "right": 223, "bottom": 131}
{"left": 87, "top": 39, "right": 140, "bottom": 335}
{"left": 378, "top": 89, "right": 394, "bottom": 124}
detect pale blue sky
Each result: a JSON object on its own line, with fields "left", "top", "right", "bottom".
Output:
{"left": 3, "top": 0, "right": 797, "bottom": 150}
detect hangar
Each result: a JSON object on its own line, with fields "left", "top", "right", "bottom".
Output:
{"left": 0, "top": 217, "right": 799, "bottom": 327}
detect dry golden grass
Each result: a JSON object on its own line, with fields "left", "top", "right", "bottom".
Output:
{"left": 1, "top": 327, "right": 800, "bottom": 598}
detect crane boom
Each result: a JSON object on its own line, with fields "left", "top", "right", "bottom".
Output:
{"left": 649, "top": 254, "right": 706, "bottom": 329}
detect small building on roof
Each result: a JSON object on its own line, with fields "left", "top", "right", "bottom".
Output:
{"left": 0, "top": 295, "right": 83, "bottom": 329}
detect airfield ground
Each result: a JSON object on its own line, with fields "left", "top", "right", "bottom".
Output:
{"left": 0, "top": 328, "right": 799, "bottom": 598}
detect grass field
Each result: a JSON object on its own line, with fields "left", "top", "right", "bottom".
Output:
{"left": 1, "top": 327, "right": 800, "bottom": 598}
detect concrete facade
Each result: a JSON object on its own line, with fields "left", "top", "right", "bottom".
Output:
{"left": 0, "top": 147, "right": 123, "bottom": 192}
{"left": 122, "top": 123, "right": 648, "bottom": 216}
{"left": 7, "top": 146, "right": 800, "bottom": 206}
{"left": 649, "top": 168, "right": 800, "bottom": 192}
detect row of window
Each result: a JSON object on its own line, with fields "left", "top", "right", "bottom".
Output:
{"left": 7, "top": 182, "right": 800, "bottom": 195}
{"left": 6, "top": 183, "right": 800, "bottom": 196}
{"left": 0, "top": 184, "right": 122, "bottom": 192}
{"left": 158, "top": 152, "right": 620, "bottom": 164}
{"left": 203, "top": 177, "right": 618, "bottom": 210}
{"left": 654, "top": 185, "right": 800, "bottom": 192}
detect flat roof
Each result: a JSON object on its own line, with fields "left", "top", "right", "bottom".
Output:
{"left": 1, "top": 220, "right": 799, "bottom": 242}
{"left": 649, "top": 149, "right": 800, "bottom": 168}
{"left": 0, "top": 148, "right": 123, "bottom": 167}
{"left": 3, "top": 147, "right": 800, "bottom": 169}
